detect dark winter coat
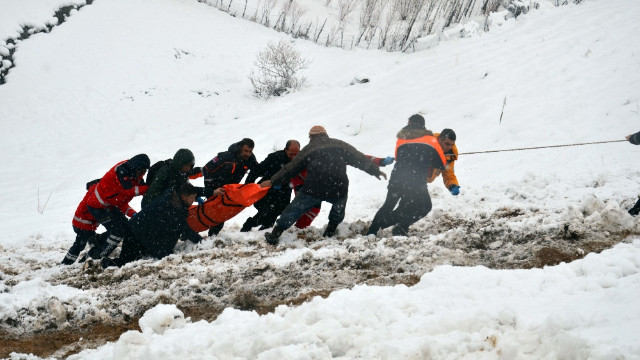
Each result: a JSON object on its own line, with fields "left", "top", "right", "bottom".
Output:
{"left": 130, "top": 187, "right": 201, "bottom": 259}
{"left": 389, "top": 126, "right": 446, "bottom": 191}
{"left": 203, "top": 142, "right": 258, "bottom": 193}
{"left": 246, "top": 150, "right": 294, "bottom": 210}
{"left": 269, "top": 134, "right": 382, "bottom": 200}
{"left": 141, "top": 149, "right": 203, "bottom": 208}
{"left": 629, "top": 131, "right": 640, "bottom": 145}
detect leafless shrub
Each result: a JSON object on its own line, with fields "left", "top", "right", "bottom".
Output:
{"left": 259, "top": 0, "right": 278, "bottom": 26}
{"left": 249, "top": 41, "right": 309, "bottom": 98}
{"left": 338, "top": 0, "right": 358, "bottom": 22}
{"left": 355, "top": 0, "right": 385, "bottom": 46}
{"left": 37, "top": 188, "right": 52, "bottom": 215}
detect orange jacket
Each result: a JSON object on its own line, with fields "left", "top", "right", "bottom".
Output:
{"left": 427, "top": 133, "right": 459, "bottom": 189}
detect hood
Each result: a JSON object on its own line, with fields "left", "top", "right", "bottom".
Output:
{"left": 172, "top": 148, "right": 195, "bottom": 171}
{"left": 127, "top": 154, "right": 151, "bottom": 171}
{"left": 397, "top": 127, "right": 433, "bottom": 140}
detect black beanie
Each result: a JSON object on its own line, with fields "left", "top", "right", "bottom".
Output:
{"left": 408, "top": 114, "right": 425, "bottom": 128}
{"left": 128, "top": 154, "right": 151, "bottom": 171}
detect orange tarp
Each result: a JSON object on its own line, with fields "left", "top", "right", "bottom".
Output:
{"left": 187, "top": 183, "right": 269, "bottom": 232}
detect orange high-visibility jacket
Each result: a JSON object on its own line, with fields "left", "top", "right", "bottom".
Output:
{"left": 187, "top": 183, "right": 269, "bottom": 232}
{"left": 426, "top": 133, "right": 459, "bottom": 189}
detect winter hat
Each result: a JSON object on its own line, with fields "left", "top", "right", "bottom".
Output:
{"left": 128, "top": 154, "right": 151, "bottom": 171}
{"left": 173, "top": 148, "right": 195, "bottom": 169}
{"left": 408, "top": 114, "right": 425, "bottom": 128}
{"left": 309, "top": 125, "right": 327, "bottom": 136}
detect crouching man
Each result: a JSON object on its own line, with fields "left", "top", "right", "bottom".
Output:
{"left": 101, "top": 183, "right": 204, "bottom": 268}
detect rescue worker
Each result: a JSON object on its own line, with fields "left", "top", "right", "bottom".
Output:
{"left": 102, "top": 183, "right": 204, "bottom": 268}
{"left": 141, "top": 148, "right": 205, "bottom": 209}
{"left": 429, "top": 129, "right": 460, "bottom": 195}
{"left": 260, "top": 126, "right": 387, "bottom": 245}
{"left": 627, "top": 131, "right": 640, "bottom": 216}
{"left": 241, "top": 140, "right": 301, "bottom": 232}
{"left": 202, "top": 138, "right": 258, "bottom": 236}
{"left": 367, "top": 115, "right": 446, "bottom": 237}
{"left": 80, "top": 154, "right": 150, "bottom": 260}
{"left": 61, "top": 182, "right": 110, "bottom": 265}
{"left": 290, "top": 155, "right": 395, "bottom": 230}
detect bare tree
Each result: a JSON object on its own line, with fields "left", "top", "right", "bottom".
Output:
{"left": 338, "top": 0, "right": 358, "bottom": 22}
{"left": 355, "top": 0, "right": 384, "bottom": 46}
{"left": 249, "top": 41, "right": 309, "bottom": 98}
{"left": 259, "top": 0, "right": 278, "bottom": 27}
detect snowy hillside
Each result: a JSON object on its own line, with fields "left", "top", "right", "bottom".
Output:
{"left": 1, "top": 0, "right": 639, "bottom": 358}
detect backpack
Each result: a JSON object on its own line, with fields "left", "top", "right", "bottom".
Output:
{"left": 146, "top": 158, "right": 172, "bottom": 187}
{"left": 86, "top": 178, "right": 101, "bottom": 190}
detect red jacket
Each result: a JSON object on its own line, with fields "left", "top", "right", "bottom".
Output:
{"left": 85, "top": 160, "right": 148, "bottom": 212}
{"left": 72, "top": 183, "right": 137, "bottom": 231}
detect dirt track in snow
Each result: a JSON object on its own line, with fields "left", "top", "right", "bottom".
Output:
{"left": 1, "top": 204, "right": 638, "bottom": 358}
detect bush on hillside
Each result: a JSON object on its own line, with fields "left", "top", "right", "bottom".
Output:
{"left": 249, "top": 40, "right": 309, "bottom": 98}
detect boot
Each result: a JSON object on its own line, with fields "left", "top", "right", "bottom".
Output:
{"left": 629, "top": 198, "right": 640, "bottom": 216}
{"left": 241, "top": 217, "right": 257, "bottom": 232}
{"left": 100, "top": 257, "right": 119, "bottom": 269}
{"left": 264, "top": 226, "right": 284, "bottom": 246}
{"left": 391, "top": 225, "right": 408, "bottom": 237}
{"left": 208, "top": 223, "right": 223, "bottom": 237}
{"left": 61, "top": 253, "right": 76, "bottom": 265}
{"left": 323, "top": 222, "right": 338, "bottom": 238}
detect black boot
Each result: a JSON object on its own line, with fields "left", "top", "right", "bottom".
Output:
{"left": 241, "top": 217, "right": 257, "bottom": 232}
{"left": 208, "top": 223, "right": 224, "bottom": 237}
{"left": 391, "top": 225, "right": 408, "bottom": 237}
{"left": 265, "top": 226, "right": 284, "bottom": 245}
{"left": 323, "top": 222, "right": 338, "bottom": 237}
{"left": 629, "top": 198, "right": 640, "bottom": 216}
{"left": 61, "top": 253, "right": 77, "bottom": 265}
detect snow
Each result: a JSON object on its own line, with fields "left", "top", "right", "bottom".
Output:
{"left": 0, "top": 0, "right": 639, "bottom": 358}
{"left": 70, "top": 242, "right": 640, "bottom": 359}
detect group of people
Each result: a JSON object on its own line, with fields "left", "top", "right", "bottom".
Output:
{"left": 60, "top": 113, "right": 475, "bottom": 269}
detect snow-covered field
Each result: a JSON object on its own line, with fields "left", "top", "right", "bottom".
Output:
{"left": 1, "top": 0, "right": 639, "bottom": 358}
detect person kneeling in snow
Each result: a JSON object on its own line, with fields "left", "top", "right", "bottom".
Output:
{"left": 626, "top": 131, "right": 640, "bottom": 216}
{"left": 101, "top": 183, "right": 206, "bottom": 268}
{"left": 62, "top": 154, "right": 150, "bottom": 264}
{"left": 259, "top": 125, "right": 387, "bottom": 245}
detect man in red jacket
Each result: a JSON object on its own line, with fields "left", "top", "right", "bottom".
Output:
{"left": 62, "top": 154, "right": 150, "bottom": 264}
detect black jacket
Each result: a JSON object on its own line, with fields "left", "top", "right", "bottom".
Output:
{"left": 246, "top": 150, "right": 293, "bottom": 208}
{"left": 142, "top": 149, "right": 204, "bottom": 208}
{"left": 389, "top": 126, "right": 445, "bottom": 191}
{"left": 629, "top": 131, "right": 640, "bottom": 145}
{"left": 270, "top": 134, "right": 381, "bottom": 200}
{"left": 131, "top": 187, "right": 201, "bottom": 259}
{"left": 203, "top": 142, "right": 258, "bottom": 192}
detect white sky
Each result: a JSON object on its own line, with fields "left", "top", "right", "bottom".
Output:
{"left": 1, "top": 0, "right": 639, "bottom": 358}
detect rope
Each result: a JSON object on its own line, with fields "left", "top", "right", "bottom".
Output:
{"left": 459, "top": 139, "right": 627, "bottom": 155}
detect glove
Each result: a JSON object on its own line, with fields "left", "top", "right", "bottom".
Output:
{"left": 196, "top": 197, "right": 205, "bottom": 205}
{"left": 449, "top": 185, "right": 460, "bottom": 196}
{"left": 380, "top": 156, "right": 395, "bottom": 167}
{"left": 273, "top": 185, "right": 282, "bottom": 190}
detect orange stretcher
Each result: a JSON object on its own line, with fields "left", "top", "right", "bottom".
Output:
{"left": 187, "top": 183, "right": 269, "bottom": 232}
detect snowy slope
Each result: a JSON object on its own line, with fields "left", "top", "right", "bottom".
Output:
{"left": 0, "top": 0, "right": 639, "bottom": 358}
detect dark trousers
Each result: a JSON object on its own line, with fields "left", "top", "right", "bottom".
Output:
{"left": 62, "top": 227, "right": 96, "bottom": 264}
{"left": 276, "top": 192, "right": 346, "bottom": 230}
{"left": 367, "top": 186, "right": 432, "bottom": 235}
{"left": 114, "top": 236, "right": 148, "bottom": 267}
{"left": 245, "top": 191, "right": 291, "bottom": 230}
{"left": 87, "top": 206, "right": 132, "bottom": 259}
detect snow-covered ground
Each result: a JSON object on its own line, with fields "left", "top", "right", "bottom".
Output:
{"left": 1, "top": 0, "right": 639, "bottom": 358}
